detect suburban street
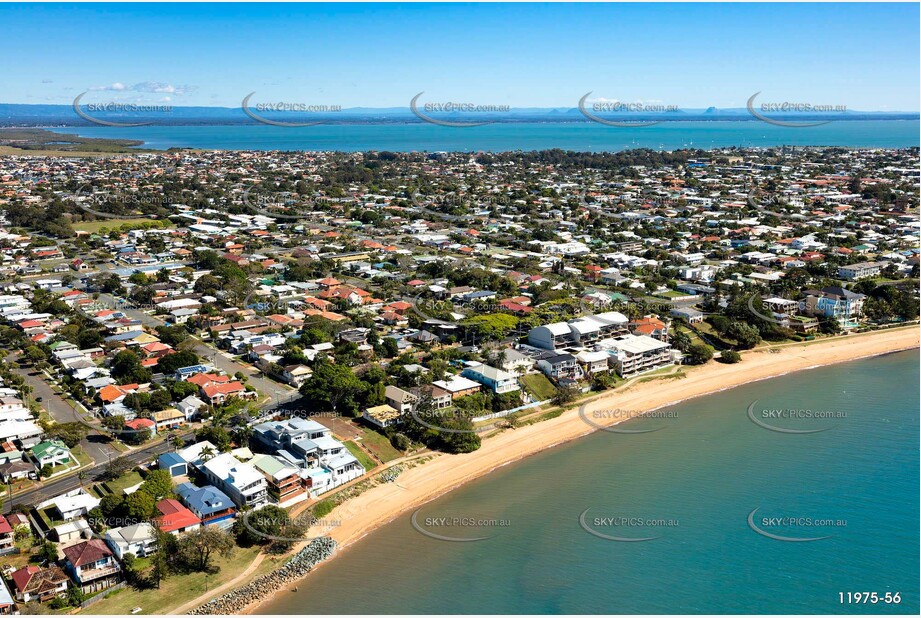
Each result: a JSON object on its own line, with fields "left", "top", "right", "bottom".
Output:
{"left": 4, "top": 436, "right": 186, "bottom": 512}
{"left": 95, "top": 292, "right": 298, "bottom": 408}
{"left": 9, "top": 354, "right": 120, "bottom": 465}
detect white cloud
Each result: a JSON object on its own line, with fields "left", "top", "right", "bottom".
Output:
{"left": 89, "top": 81, "right": 196, "bottom": 96}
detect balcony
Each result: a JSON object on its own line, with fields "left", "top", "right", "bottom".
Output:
{"left": 79, "top": 564, "right": 120, "bottom": 582}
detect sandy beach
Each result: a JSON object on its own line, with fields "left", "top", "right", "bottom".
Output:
{"left": 230, "top": 327, "right": 919, "bottom": 615}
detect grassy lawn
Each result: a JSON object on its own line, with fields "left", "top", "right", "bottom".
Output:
{"left": 35, "top": 506, "right": 63, "bottom": 531}
{"left": 520, "top": 373, "right": 558, "bottom": 400}
{"left": 656, "top": 289, "right": 693, "bottom": 298}
{"left": 70, "top": 445, "right": 93, "bottom": 467}
{"left": 357, "top": 428, "right": 402, "bottom": 463}
{"left": 88, "top": 546, "right": 263, "bottom": 615}
{"left": 110, "top": 440, "right": 130, "bottom": 453}
{"left": 94, "top": 471, "right": 144, "bottom": 496}
{"left": 343, "top": 440, "right": 378, "bottom": 471}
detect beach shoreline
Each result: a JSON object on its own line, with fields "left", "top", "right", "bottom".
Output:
{"left": 201, "top": 327, "right": 918, "bottom": 616}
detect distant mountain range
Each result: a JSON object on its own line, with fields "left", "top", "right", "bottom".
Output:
{"left": 0, "top": 103, "right": 917, "bottom": 127}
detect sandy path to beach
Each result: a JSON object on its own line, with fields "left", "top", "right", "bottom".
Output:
{"left": 236, "top": 327, "right": 918, "bottom": 614}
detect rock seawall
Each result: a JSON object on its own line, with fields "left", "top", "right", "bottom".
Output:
{"left": 187, "top": 537, "right": 337, "bottom": 615}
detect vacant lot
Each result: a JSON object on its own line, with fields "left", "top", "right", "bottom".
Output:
{"left": 343, "top": 440, "right": 378, "bottom": 471}
{"left": 520, "top": 373, "right": 557, "bottom": 400}
{"left": 357, "top": 428, "right": 403, "bottom": 463}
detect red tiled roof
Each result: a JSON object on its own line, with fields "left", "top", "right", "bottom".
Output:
{"left": 203, "top": 382, "right": 245, "bottom": 399}
{"left": 155, "top": 499, "right": 201, "bottom": 532}
{"left": 62, "top": 539, "right": 113, "bottom": 567}
{"left": 125, "top": 418, "right": 154, "bottom": 430}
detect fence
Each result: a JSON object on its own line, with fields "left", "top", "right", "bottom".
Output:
{"left": 472, "top": 399, "right": 550, "bottom": 423}
{"left": 79, "top": 582, "right": 127, "bottom": 609}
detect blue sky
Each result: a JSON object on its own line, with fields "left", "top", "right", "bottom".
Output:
{"left": 1, "top": 2, "right": 918, "bottom": 110}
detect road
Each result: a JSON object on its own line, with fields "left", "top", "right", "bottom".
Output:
{"left": 96, "top": 293, "right": 296, "bottom": 407}
{"left": 9, "top": 356, "right": 119, "bottom": 465}
{"left": 4, "top": 436, "right": 187, "bottom": 512}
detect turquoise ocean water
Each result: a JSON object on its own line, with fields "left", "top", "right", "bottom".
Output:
{"left": 262, "top": 351, "right": 919, "bottom": 614}
{"left": 51, "top": 120, "right": 919, "bottom": 152}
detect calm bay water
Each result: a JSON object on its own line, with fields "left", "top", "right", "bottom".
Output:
{"left": 263, "top": 351, "right": 919, "bottom": 614}
{"left": 51, "top": 120, "right": 919, "bottom": 152}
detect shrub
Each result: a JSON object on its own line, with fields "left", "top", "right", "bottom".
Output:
{"left": 720, "top": 350, "right": 742, "bottom": 364}
{"left": 313, "top": 500, "right": 335, "bottom": 519}
{"left": 389, "top": 432, "right": 412, "bottom": 451}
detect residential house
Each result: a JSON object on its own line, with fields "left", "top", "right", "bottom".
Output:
{"left": 432, "top": 375, "right": 482, "bottom": 400}
{"left": 410, "top": 384, "right": 452, "bottom": 410}
{"left": 62, "top": 539, "right": 122, "bottom": 593}
{"left": 38, "top": 489, "right": 99, "bottom": 521}
{"left": 384, "top": 385, "right": 417, "bottom": 415}
{"left": 176, "top": 395, "right": 207, "bottom": 421}
{"left": 0, "top": 516, "right": 13, "bottom": 555}
{"left": 0, "top": 580, "right": 10, "bottom": 615}
{"left": 461, "top": 364, "right": 520, "bottom": 394}
{"left": 151, "top": 408, "right": 186, "bottom": 432}
{"left": 175, "top": 483, "right": 237, "bottom": 529}
{"left": 29, "top": 439, "right": 73, "bottom": 470}
{"left": 105, "top": 523, "right": 158, "bottom": 559}
{"left": 10, "top": 566, "right": 69, "bottom": 603}
{"left": 363, "top": 404, "right": 402, "bottom": 429}
{"left": 200, "top": 453, "right": 268, "bottom": 509}
{"left": 154, "top": 499, "right": 202, "bottom": 535}
{"left": 250, "top": 454, "right": 309, "bottom": 505}
{"left": 536, "top": 353, "right": 580, "bottom": 382}
{"left": 576, "top": 350, "right": 612, "bottom": 376}
{"left": 803, "top": 286, "right": 866, "bottom": 327}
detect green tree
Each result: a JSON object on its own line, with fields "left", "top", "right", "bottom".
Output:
{"left": 178, "top": 526, "right": 235, "bottom": 571}
{"left": 46, "top": 422, "right": 88, "bottom": 448}
{"left": 300, "top": 361, "right": 366, "bottom": 417}
{"left": 233, "top": 504, "right": 288, "bottom": 546}
{"left": 194, "top": 426, "right": 232, "bottom": 452}
{"left": 111, "top": 349, "right": 152, "bottom": 384}
{"left": 102, "top": 456, "right": 134, "bottom": 481}
{"left": 685, "top": 343, "right": 714, "bottom": 365}
{"left": 726, "top": 321, "right": 761, "bottom": 349}
{"left": 123, "top": 491, "right": 156, "bottom": 522}
{"left": 139, "top": 469, "right": 174, "bottom": 500}
{"left": 38, "top": 540, "right": 58, "bottom": 562}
